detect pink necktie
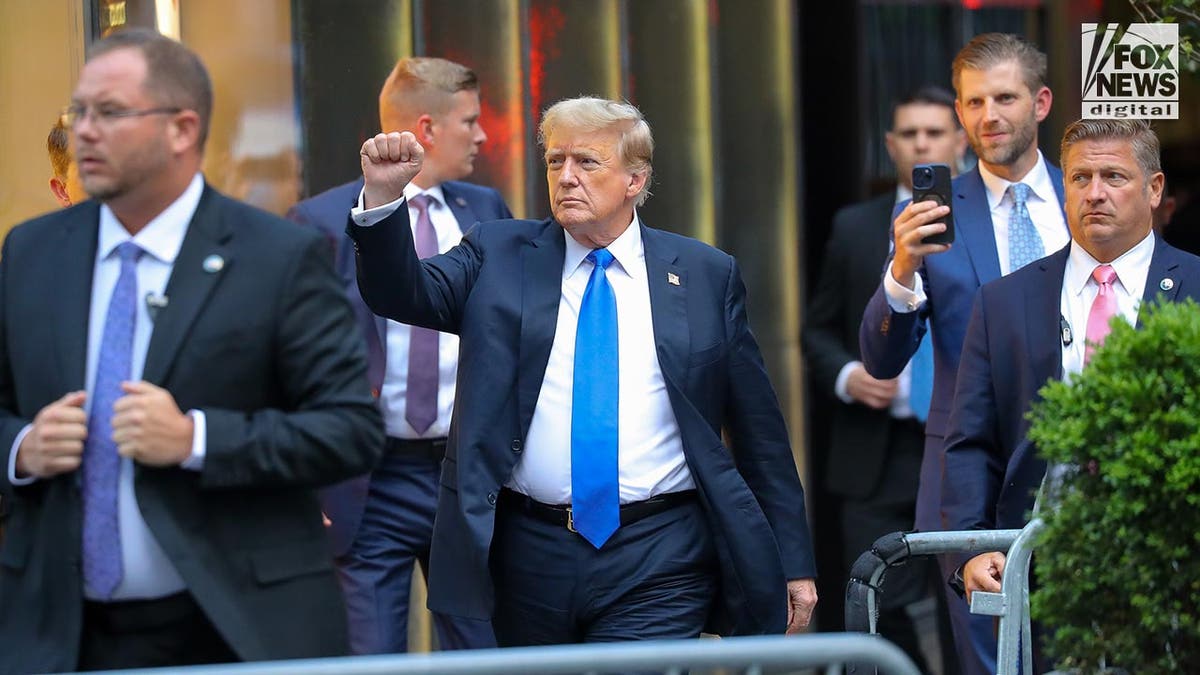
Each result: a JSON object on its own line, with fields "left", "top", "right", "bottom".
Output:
{"left": 1085, "top": 264, "right": 1119, "bottom": 364}
{"left": 406, "top": 194, "right": 439, "bottom": 433}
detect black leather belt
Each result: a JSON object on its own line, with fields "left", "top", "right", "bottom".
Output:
{"left": 385, "top": 436, "right": 447, "bottom": 461}
{"left": 499, "top": 488, "right": 697, "bottom": 533}
{"left": 83, "top": 591, "right": 198, "bottom": 632}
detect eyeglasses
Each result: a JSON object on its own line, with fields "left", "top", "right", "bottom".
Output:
{"left": 62, "top": 104, "right": 182, "bottom": 127}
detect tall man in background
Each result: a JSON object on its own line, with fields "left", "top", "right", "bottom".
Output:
{"left": 804, "top": 85, "right": 965, "bottom": 672}
{"left": 288, "top": 56, "right": 508, "bottom": 654}
{"left": 0, "top": 29, "right": 382, "bottom": 671}
{"left": 858, "top": 33, "right": 1069, "bottom": 675}
{"left": 349, "top": 97, "right": 817, "bottom": 645}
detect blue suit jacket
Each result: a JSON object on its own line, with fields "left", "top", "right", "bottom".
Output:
{"left": 348, "top": 209, "right": 816, "bottom": 635}
{"left": 287, "top": 178, "right": 511, "bottom": 555}
{"left": 858, "top": 165, "right": 1066, "bottom": 531}
{"left": 942, "top": 238, "right": 1200, "bottom": 534}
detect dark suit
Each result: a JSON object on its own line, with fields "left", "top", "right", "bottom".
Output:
{"left": 942, "top": 239, "right": 1200, "bottom": 533}
{"left": 804, "top": 192, "right": 936, "bottom": 670}
{"left": 349, "top": 209, "right": 816, "bottom": 637}
{"left": 0, "top": 186, "right": 383, "bottom": 673}
{"left": 858, "top": 164, "right": 1066, "bottom": 675}
{"left": 287, "top": 178, "right": 509, "bottom": 653}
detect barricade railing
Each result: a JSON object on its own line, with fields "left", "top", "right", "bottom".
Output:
{"left": 99, "top": 633, "right": 922, "bottom": 675}
{"left": 844, "top": 519, "right": 1045, "bottom": 675}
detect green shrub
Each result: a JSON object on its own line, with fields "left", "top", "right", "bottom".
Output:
{"left": 1027, "top": 298, "right": 1200, "bottom": 674}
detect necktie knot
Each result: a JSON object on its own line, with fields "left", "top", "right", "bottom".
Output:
{"left": 588, "top": 248, "right": 615, "bottom": 271}
{"left": 409, "top": 193, "right": 436, "bottom": 215}
{"left": 1092, "top": 264, "right": 1117, "bottom": 286}
{"left": 1010, "top": 182, "right": 1031, "bottom": 207}
{"left": 115, "top": 241, "right": 144, "bottom": 265}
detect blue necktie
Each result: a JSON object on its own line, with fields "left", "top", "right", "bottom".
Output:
{"left": 1008, "top": 182, "right": 1044, "bottom": 272}
{"left": 908, "top": 325, "right": 933, "bottom": 424}
{"left": 571, "top": 249, "right": 620, "bottom": 548}
{"left": 82, "top": 241, "right": 143, "bottom": 598}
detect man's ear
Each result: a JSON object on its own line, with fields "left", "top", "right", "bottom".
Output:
{"left": 416, "top": 114, "right": 436, "bottom": 145}
{"left": 167, "top": 110, "right": 203, "bottom": 155}
{"left": 49, "top": 177, "right": 72, "bottom": 207}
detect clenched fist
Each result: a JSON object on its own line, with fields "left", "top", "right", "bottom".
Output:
{"left": 361, "top": 131, "right": 425, "bottom": 209}
{"left": 14, "top": 391, "right": 89, "bottom": 479}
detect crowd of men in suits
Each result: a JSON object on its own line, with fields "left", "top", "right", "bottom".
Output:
{"left": 0, "top": 25, "right": 1193, "bottom": 674}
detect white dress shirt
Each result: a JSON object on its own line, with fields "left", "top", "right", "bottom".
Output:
{"left": 510, "top": 214, "right": 694, "bottom": 504}
{"left": 1060, "top": 234, "right": 1153, "bottom": 378}
{"left": 884, "top": 151, "right": 1070, "bottom": 311}
{"left": 7, "top": 173, "right": 209, "bottom": 600}
{"left": 377, "top": 183, "right": 463, "bottom": 439}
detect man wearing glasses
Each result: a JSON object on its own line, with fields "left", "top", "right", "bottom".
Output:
{"left": 0, "top": 28, "right": 382, "bottom": 671}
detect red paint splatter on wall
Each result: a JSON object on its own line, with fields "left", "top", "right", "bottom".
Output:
{"left": 529, "top": 2, "right": 566, "bottom": 128}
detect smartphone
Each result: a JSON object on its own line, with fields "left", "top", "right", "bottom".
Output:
{"left": 912, "top": 163, "right": 954, "bottom": 245}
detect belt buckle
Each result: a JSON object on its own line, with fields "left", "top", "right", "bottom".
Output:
{"left": 566, "top": 507, "right": 577, "bottom": 533}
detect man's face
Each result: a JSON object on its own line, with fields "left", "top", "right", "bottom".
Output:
{"left": 1063, "top": 137, "right": 1163, "bottom": 262}
{"left": 545, "top": 126, "right": 644, "bottom": 242}
{"left": 425, "top": 89, "right": 487, "bottom": 182}
{"left": 71, "top": 48, "right": 174, "bottom": 203}
{"left": 955, "top": 60, "right": 1050, "bottom": 171}
{"left": 886, "top": 102, "right": 965, "bottom": 188}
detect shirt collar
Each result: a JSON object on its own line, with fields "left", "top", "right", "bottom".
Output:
{"left": 404, "top": 182, "right": 447, "bottom": 208}
{"left": 978, "top": 150, "right": 1056, "bottom": 210}
{"left": 97, "top": 173, "right": 204, "bottom": 264}
{"left": 1065, "top": 231, "right": 1156, "bottom": 298}
{"left": 562, "top": 211, "right": 644, "bottom": 281}
{"left": 895, "top": 185, "right": 913, "bottom": 205}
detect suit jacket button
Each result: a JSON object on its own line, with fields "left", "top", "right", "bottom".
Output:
{"left": 511, "top": 439, "right": 522, "bottom": 453}
{"left": 487, "top": 492, "right": 497, "bottom": 506}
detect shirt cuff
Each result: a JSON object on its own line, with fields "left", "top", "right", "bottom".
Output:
{"left": 883, "top": 261, "right": 926, "bottom": 313}
{"left": 180, "top": 410, "right": 206, "bottom": 471}
{"left": 349, "top": 189, "right": 406, "bottom": 227}
{"left": 834, "top": 361, "right": 861, "bottom": 404}
{"left": 7, "top": 424, "right": 36, "bottom": 486}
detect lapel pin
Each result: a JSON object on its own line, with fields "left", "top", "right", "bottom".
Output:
{"left": 455, "top": 196, "right": 468, "bottom": 208}
{"left": 202, "top": 254, "right": 225, "bottom": 273}
{"left": 667, "top": 272, "right": 680, "bottom": 286}
{"left": 1160, "top": 278, "right": 1174, "bottom": 291}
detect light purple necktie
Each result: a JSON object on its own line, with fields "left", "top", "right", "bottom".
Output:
{"left": 82, "top": 241, "right": 143, "bottom": 599}
{"left": 1085, "top": 264, "right": 1119, "bottom": 365}
{"left": 406, "top": 194, "right": 439, "bottom": 434}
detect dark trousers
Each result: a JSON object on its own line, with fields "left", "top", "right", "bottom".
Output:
{"left": 337, "top": 451, "right": 495, "bottom": 654}
{"left": 490, "top": 493, "right": 718, "bottom": 646}
{"left": 78, "top": 591, "right": 237, "bottom": 671}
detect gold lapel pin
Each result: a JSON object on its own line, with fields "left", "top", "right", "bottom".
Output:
{"left": 667, "top": 272, "right": 680, "bottom": 286}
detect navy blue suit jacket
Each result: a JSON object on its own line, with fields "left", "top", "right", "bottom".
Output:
{"left": 858, "top": 164, "right": 1066, "bottom": 531}
{"left": 348, "top": 209, "right": 816, "bottom": 635}
{"left": 287, "top": 178, "right": 511, "bottom": 555}
{"left": 942, "top": 238, "right": 1200, "bottom": 534}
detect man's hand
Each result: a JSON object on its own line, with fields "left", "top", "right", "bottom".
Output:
{"left": 890, "top": 200, "right": 952, "bottom": 288}
{"left": 785, "top": 578, "right": 818, "bottom": 634}
{"left": 845, "top": 365, "right": 899, "bottom": 410}
{"left": 111, "top": 381, "right": 194, "bottom": 467}
{"left": 361, "top": 131, "right": 424, "bottom": 209}
{"left": 14, "top": 391, "right": 88, "bottom": 479}
{"left": 963, "top": 551, "right": 1006, "bottom": 604}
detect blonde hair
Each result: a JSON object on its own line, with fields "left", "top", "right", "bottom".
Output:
{"left": 379, "top": 57, "right": 478, "bottom": 126}
{"left": 538, "top": 97, "right": 654, "bottom": 206}
{"left": 952, "top": 33, "right": 1047, "bottom": 97}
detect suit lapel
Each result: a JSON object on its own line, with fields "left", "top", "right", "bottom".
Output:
{"left": 442, "top": 182, "right": 481, "bottom": 231}
{"left": 141, "top": 186, "right": 234, "bottom": 384}
{"left": 54, "top": 204, "right": 101, "bottom": 391}
{"left": 1139, "top": 236, "right": 1184, "bottom": 326}
{"left": 641, "top": 225, "right": 688, "bottom": 388}
{"left": 1025, "top": 248, "right": 1070, "bottom": 383}
{"left": 517, "top": 221, "right": 565, "bottom": 437}
{"left": 955, "top": 168, "right": 1003, "bottom": 285}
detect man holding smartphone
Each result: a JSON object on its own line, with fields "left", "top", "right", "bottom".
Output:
{"left": 805, "top": 85, "right": 964, "bottom": 671}
{"left": 858, "top": 33, "right": 1070, "bottom": 675}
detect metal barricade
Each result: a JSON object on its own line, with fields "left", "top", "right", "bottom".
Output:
{"left": 844, "top": 519, "right": 1045, "bottom": 675}
{"left": 100, "top": 633, "right": 922, "bottom": 675}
